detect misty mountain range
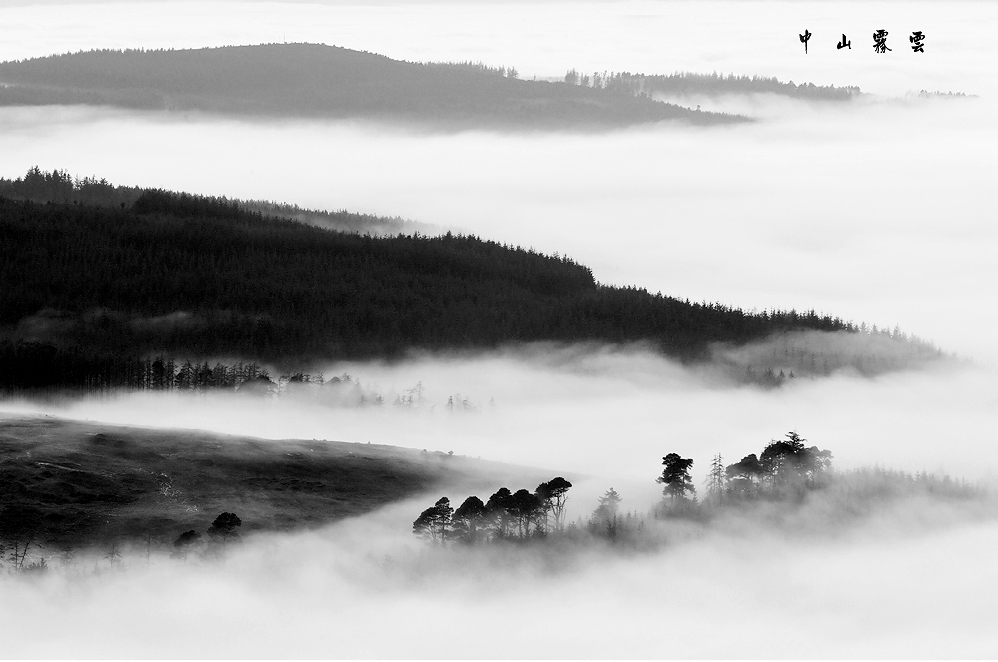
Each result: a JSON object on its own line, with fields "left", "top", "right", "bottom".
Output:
{"left": 0, "top": 43, "right": 745, "bottom": 129}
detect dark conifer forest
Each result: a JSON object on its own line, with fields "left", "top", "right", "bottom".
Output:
{"left": 0, "top": 168, "right": 942, "bottom": 392}
{"left": 0, "top": 43, "right": 743, "bottom": 129}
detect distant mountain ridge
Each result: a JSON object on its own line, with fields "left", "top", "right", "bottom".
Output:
{"left": 0, "top": 43, "right": 745, "bottom": 129}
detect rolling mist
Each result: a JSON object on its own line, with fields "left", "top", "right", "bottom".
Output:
{"left": 2, "top": 0, "right": 997, "bottom": 658}
{"left": 6, "top": 344, "right": 995, "bottom": 499}
{"left": 2, "top": 461, "right": 996, "bottom": 658}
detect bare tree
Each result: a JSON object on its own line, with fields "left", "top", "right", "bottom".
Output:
{"left": 704, "top": 453, "right": 726, "bottom": 505}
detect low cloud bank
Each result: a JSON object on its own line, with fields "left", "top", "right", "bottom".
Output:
{"left": 3, "top": 342, "right": 993, "bottom": 498}
{"left": 2, "top": 478, "right": 995, "bottom": 658}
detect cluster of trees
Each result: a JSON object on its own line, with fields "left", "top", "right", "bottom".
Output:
{"left": 912, "top": 90, "right": 974, "bottom": 99}
{"left": 0, "top": 506, "right": 45, "bottom": 573}
{"left": 427, "top": 60, "right": 520, "bottom": 79}
{"left": 0, "top": 343, "right": 273, "bottom": 394}
{"left": 0, "top": 43, "right": 736, "bottom": 128}
{"left": 0, "top": 511, "right": 245, "bottom": 573}
{"left": 0, "top": 340, "right": 475, "bottom": 410}
{"left": 411, "top": 433, "right": 838, "bottom": 546}
{"left": 0, "top": 167, "right": 138, "bottom": 208}
{"left": 170, "top": 512, "right": 242, "bottom": 562}
{"left": 237, "top": 198, "right": 421, "bottom": 236}
{"left": 1, "top": 185, "right": 911, "bottom": 392}
{"left": 412, "top": 477, "right": 572, "bottom": 544}
{"left": 730, "top": 327, "right": 943, "bottom": 386}
{"left": 659, "top": 432, "right": 834, "bottom": 510}
{"left": 564, "top": 69, "right": 860, "bottom": 101}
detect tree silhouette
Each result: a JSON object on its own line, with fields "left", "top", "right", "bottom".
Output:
{"left": 590, "top": 488, "right": 624, "bottom": 538}
{"left": 592, "top": 487, "right": 622, "bottom": 519}
{"left": 509, "top": 489, "right": 543, "bottom": 538}
{"left": 451, "top": 496, "right": 488, "bottom": 545}
{"left": 725, "top": 454, "right": 764, "bottom": 496}
{"left": 760, "top": 431, "right": 832, "bottom": 492}
{"left": 704, "top": 453, "right": 726, "bottom": 505}
{"left": 535, "top": 477, "right": 572, "bottom": 532}
{"left": 485, "top": 488, "right": 515, "bottom": 539}
{"left": 412, "top": 497, "right": 453, "bottom": 544}
{"left": 0, "top": 505, "right": 42, "bottom": 571}
{"left": 206, "top": 512, "right": 242, "bottom": 554}
{"left": 658, "top": 453, "right": 696, "bottom": 502}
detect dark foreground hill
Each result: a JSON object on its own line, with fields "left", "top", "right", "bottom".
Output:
{"left": 0, "top": 43, "right": 743, "bottom": 129}
{"left": 0, "top": 415, "right": 542, "bottom": 550}
{"left": 0, "top": 188, "right": 900, "bottom": 384}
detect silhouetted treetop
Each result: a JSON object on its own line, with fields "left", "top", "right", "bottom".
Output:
{"left": 207, "top": 512, "right": 242, "bottom": 540}
{"left": 658, "top": 454, "right": 696, "bottom": 501}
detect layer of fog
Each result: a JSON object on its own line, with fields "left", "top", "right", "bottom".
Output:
{"left": 6, "top": 344, "right": 996, "bottom": 511}
{"left": 3, "top": 480, "right": 997, "bottom": 658}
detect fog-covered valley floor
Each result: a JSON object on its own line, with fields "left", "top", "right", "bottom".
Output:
{"left": 5, "top": 344, "right": 997, "bottom": 497}
{"left": 3, "top": 0, "right": 998, "bottom": 657}
{"left": 3, "top": 461, "right": 997, "bottom": 658}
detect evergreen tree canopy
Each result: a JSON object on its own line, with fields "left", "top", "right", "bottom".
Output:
{"left": 0, "top": 190, "right": 868, "bottom": 385}
{"left": 658, "top": 453, "right": 696, "bottom": 501}
{"left": 207, "top": 512, "right": 242, "bottom": 540}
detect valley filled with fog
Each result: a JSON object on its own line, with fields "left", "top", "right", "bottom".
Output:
{"left": 2, "top": 0, "right": 997, "bottom": 658}
{"left": 4, "top": 487, "right": 997, "bottom": 658}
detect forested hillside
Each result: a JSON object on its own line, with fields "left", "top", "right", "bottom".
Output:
{"left": 0, "top": 43, "right": 743, "bottom": 129}
{"left": 0, "top": 167, "right": 428, "bottom": 236}
{"left": 0, "top": 188, "right": 892, "bottom": 388}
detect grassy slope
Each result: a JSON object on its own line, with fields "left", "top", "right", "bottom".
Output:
{"left": 0, "top": 415, "right": 542, "bottom": 550}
